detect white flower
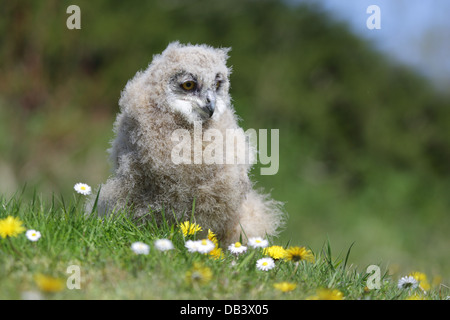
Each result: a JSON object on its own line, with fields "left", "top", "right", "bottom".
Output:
{"left": 256, "top": 257, "right": 275, "bottom": 271}
{"left": 185, "top": 239, "right": 215, "bottom": 254}
{"left": 74, "top": 183, "right": 92, "bottom": 195}
{"left": 185, "top": 240, "right": 200, "bottom": 253}
{"left": 26, "top": 229, "right": 41, "bottom": 242}
{"left": 21, "top": 291, "right": 44, "bottom": 300}
{"left": 196, "top": 239, "right": 215, "bottom": 254}
{"left": 228, "top": 242, "right": 247, "bottom": 255}
{"left": 154, "top": 239, "right": 174, "bottom": 251}
{"left": 248, "top": 237, "right": 268, "bottom": 248}
{"left": 131, "top": 241, "right": 150, "bottom": 255}
{"left": 398, "top": 276, "right": 419, "bottom": 289}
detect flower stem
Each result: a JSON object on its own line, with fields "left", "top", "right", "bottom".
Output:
{"left": 7, "top": 237, "right": 22, "bottom": 257}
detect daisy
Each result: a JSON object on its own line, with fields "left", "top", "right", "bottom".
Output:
{"left": 26, "top": 229, "right": 41, "bottom": 242}
{"left": 179, "top": 221, "right": 202, "bottom": 236}
{"left": 74, "top": 183, "right": 91, "bottom": 195}
{"left": 397, "top": 276, "right": 419, "bottom": 290}
{"left": 248, "top": 237, "right": 268, "bottom": 248}
{"left": 185, "top": 240, "right": 200, "bottom": 253}
{"left": 228, "top": 242, "right": 247, "bottom": 255}
{"left": 21, "top": 291, "right": 43, "bottom": 300}
{"left": 256, "top": 257, "right": 276, "bottom": 271}
{"left": 196, "top": 239, "right": 215, "bottom": 254}
{"left": 131, "top": 241, "right": 150, "bottom": 255}
{"left": 154, "top": 239, "right": 174, "bottom": 251}
{"left": 0, "top": 216, "right": 26, "bottom": 238}
{"left": 285, "top": 246, "right": 315, "bottom": 263}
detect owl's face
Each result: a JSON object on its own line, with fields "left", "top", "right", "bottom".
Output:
{"left": 148, "top": 42, "right": 232, "bottom": 124}
{"left": 167, "top": 70, "right": 228, "bottom": 123}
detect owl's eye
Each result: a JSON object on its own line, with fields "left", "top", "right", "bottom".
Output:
{"left": 215, "top": 81, "right": 222, "bottom": 90}
{"left": 181, "top": 81, "right": 197, "bottom": 91}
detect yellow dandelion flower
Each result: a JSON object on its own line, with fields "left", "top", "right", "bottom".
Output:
{"left": 209, "top": 247, "right": 225, "bottom": 260}
{"left": 263, "top": 245, "right": 287, "bottom": 260}
{"left": 409, "top": 271, "right": 427, "bottom": 282}
{"left": 207, "top": 229, "right": 218, "bottom": 247}
{"left": 185, "top": 263, "right": 213, "bottom": 285}
{"left": 285, "top": 246, "right": 315, "bottom": 263}
{"left": 409, "top": 272, "right": 431, "bottom": 291}
{"left": 307, "top": 288, "right": 344, "bottom": 300}
{"left": 34, "top": 274, "right": 65, "bottom": 293}
{"left": 274, "top": 282, "right": 297, "bottom": 292}
{"left": 0, "top": 216, "right": 26, "bottom": 238}
{"left": 179, "top": 221, "right": 202, "bottom": 236}
{"left": 406, "top": 294, "right": 427, "bottom": 300}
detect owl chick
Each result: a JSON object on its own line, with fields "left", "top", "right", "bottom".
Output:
{"left": 90, "top": 42, "right": 285, "bottom": 244}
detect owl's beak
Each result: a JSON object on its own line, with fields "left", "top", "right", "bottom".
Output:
{"left": 204, "top": 100, "right": 215, "bottom": 118}
{"left": 200, "top": 90, "right": 215, "bottom": 118}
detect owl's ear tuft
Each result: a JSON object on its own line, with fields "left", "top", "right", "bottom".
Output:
{"left": 161, "top": 41, "right": 183, "bottom": 57}
{"left": 216, "top": 47, "right": 231, "bottom": 63}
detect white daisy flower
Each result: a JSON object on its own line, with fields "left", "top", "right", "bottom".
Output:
{"left": 131, "top": 241, "right": 150, "bottom": 255}
{"left": 228, "top": 242, "right": 248, "bottom": 255}
{"left": 248, "top": 237, "right": 268, "bottom": 248}
{"left": 26, "top": 229, "right": 41, "bottom": 242}
{"left": 21, "top": 291, "right": 44, "bottom": 300}
{"left": 154, "top": 239, "right": 174, "bottom": 251}
{"left": 185, "top": 239, "right": 215, "bottom": 254}
{"left": 185, "top": 240, "right": 200, "bottom": 253}
{"left": 398, "top": 276, "right": 419, "bottom": 289}
{"left": 196, "top": 239, "right": 215, "bottom": 254}
{"left": 74, "top": 183, "right": 92, "bottom": 195}
{"left": 256, "top": 257, "right": 276, "bottom": 271}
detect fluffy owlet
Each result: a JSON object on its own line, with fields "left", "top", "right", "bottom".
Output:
{"left": 90, "top": 42, "right": 285, "bottom": 244}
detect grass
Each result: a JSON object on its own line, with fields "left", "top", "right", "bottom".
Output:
{"left": 0, "top": 190, "right": 448, "bottom": 300}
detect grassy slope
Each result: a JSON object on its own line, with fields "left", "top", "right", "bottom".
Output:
{"left": 0, "top": 194, "right": 446, "bottom": 300}
{"left": 1, "top": 1, "right": 449, "bottom": 294}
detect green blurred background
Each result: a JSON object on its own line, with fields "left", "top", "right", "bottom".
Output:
{"left": 1, "top": 1, "right": 449, "bottom": 280}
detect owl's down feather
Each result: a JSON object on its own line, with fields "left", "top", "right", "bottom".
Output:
{"left": 88, "top": 42, "right": 286, "bottom": 244}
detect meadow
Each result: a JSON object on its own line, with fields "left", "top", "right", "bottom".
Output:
{"left": 0, "top": 188, "right": 447, "bottom": 300}
{"left": 1, "top": 1, "right": 449, "bottom": 299}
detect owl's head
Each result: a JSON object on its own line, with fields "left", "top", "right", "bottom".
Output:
{"left": 128, "top": 42, "right": 232, "bottom": 124}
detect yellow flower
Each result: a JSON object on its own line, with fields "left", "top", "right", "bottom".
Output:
{"left": 409, "top": 271, "right": 427, "bottom": 282}
{"left": 285, "top": 246, "right": 315, "bottom": 263}
{"left": 207, "top": 229, "right": 218, "bottom": 247}
{"left": 209, "top": 247, "right": 225, "bottom": 260}
{"left": 263, "top": 245, "right": 287, "bottom": 260}
{"left": 179, "top": 221, "right": 202, "bottom": 236}
{"left": 0, "top": 216, "right": 26, "bottom": 238}
{"left": 307, "top": 288, "right": 344, "bottom": 300}
{"left": 406, "top": 294, "right": 427, "bottom": 300}
{"left": 185, "top": 263, "right": 213, "bottom": 285}
{"left": 274, "top": 282, "right": 297, "bottom": 292}
{"left": 409, "top": 272, "right": 431, "bottom": 291}
{"left": 34, "top": 274, "right": 65, "bottom": 293}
